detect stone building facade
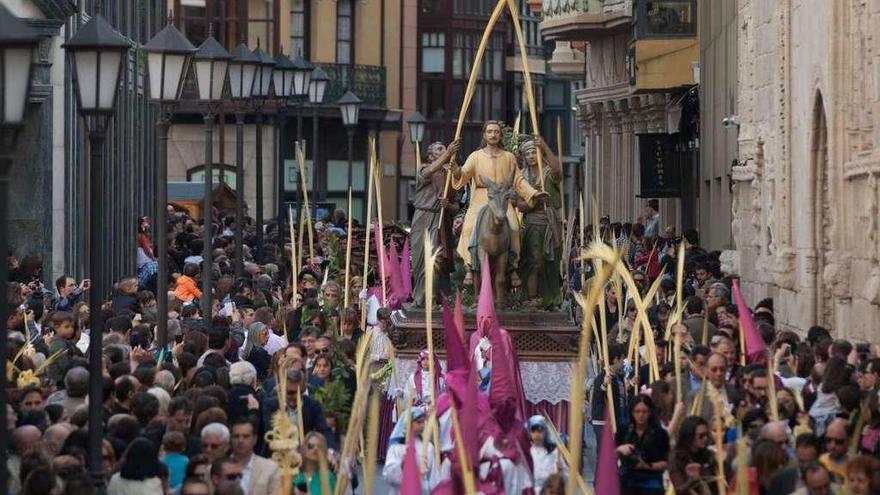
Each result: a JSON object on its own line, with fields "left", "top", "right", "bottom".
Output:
{"left": 732, "top": 0, "right": 880, "bottom": 342}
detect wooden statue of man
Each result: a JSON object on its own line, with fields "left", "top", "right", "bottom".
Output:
{"left": 410, "top": 139, "right": 461, "bottom": 307}
{"left": 449, "top": 120, "right": 548, "bottom": 288}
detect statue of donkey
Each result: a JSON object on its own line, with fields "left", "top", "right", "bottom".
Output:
{"left": 473, "top": 171, "right": 517, "bottom": 305}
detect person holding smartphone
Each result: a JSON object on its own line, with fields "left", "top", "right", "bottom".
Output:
{"left": 54, "top": 275, "right": 90, "bottom": 312}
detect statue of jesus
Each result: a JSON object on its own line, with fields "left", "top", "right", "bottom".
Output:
{"left": 449, "top": 120, "right": 548, "bottom": 287}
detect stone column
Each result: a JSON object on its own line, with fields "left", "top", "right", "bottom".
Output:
{"left": 608, "top": 100, "right": 623, "bottom": 221}
{"left": 620, "top": 99, "right": 635, "bottom": 223}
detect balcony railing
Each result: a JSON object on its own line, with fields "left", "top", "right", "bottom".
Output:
{"left": 317, "top": 63, "right": 387, "bottom": 108}
{"left": 540, "top": 0, "right": 632, "bottom": 41}
{"left": 177, "top": 62, "right": 387, "bottom": 109}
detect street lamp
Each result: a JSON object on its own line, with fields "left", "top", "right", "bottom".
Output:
{"left": 62, "top": 11, "right": 131, "bottom": 489}
{"left": 252, "top": 45, "right": 275, "bottom": 262}
{"left": 0, "top": 5, "right": 38, "bottom": 490}
{"left": 338, "top": 90, "right": 361, "bottom": 203}
{"left": 290, "top": 54, "right": 312, "bottom": 141}
{"left": 228, "top": 42, "right": 258, "bottom": 278}
{"left": 408, "top": 110, "right": 426, "bottom": 168}
{"left": 144, "top": 22, "right": 195, "bottom": 351}
{"left": 272, "top": 53, "right": 294, "bottom": 256}
{"left": 308, "top": 66, "right": 328, "bottom": 203}
{"left": 192, "top": 35, "right": 230, "bottom": 320}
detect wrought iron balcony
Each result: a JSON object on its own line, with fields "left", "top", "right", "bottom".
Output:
{"left": 316, "top": 63, "right": 386, "bottom": 109}
{"left": 540, "top": 0, "right": 631, "bottom": 41}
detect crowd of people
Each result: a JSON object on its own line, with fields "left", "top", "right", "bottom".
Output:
{"left": 4, "top": 124, "right": 880, "bottom": 495}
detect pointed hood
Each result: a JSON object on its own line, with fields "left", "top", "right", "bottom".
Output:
{"left": 476, "top": 253, "right": 498, "bottom": 335}
{"left": 595, "top": 411, "right": 621, "bottom": 495}
{"left": 401, "top": 238, "right": 413, "bottom": 299}
{"left": 443, "top": 295, "right": 469, "bottom": 373}
{"left": 454, "top": 292, "right": 466, "bottom": 341}
{"left": 732, "top": 279, "right": 766, "bottom": 364}
{"left": 400, "top": 437, "right": 422, "bottom": 494}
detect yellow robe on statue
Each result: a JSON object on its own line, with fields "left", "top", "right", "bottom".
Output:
{"left": 453, "top": 148, "right": 539, "bottom": 268}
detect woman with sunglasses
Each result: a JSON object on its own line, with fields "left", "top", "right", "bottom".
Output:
{"left": 609, "top": 300, "right": 638, "bottom": 346}
{"left": 615, "top": 395, "right": 669, "bottom": 495}
{"left": 292, "top": 431, "right": 337, "bottom": 494}
{"left": 668, "top": 416, "right": 718, "bottom": 495}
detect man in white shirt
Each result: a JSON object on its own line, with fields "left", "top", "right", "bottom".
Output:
{"left": 642, "top": 199, "right": 661, "bottom": 238}
{"left": 230, "top": 417, "right": 281, "bottom": 495}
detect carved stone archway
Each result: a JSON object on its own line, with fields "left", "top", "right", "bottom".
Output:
{"left": 811, "top": 91, "right": 833, "bottom": 328}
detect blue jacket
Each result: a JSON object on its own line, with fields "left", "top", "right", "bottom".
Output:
{"left": 54, "top": 287, "right": 83, "bottom": 312}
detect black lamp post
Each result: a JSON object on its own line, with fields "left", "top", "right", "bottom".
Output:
{"left": 251, "top": 45, "right": 275, "bottom": 262}
{"left": 62, "top": 12, "right": 131, "bottom": 489}
{"left": 290, "top": 54, "right": 312, "bottom": 143}
{"left": 408, "top": 110, "right": 426, "bottom": 155}
{"left": 192, "top": 36, "right": 230, "bottom": 320}
{"left": 144, "top": 22, "right": 195, "bottom": 351}
{"left": 407, "top": 111, "right": 427, "bottom": 217}
{"left": 0, "top": 6, "right": 37, "bottom": 491}
{"left": 308, "top": 66, "right": 328, "bottom": 203}
{"left": 272, "top": 52, "right": 294, "bottom": 255}
{"left": 338, "top": 90, "right": 361, "bottom": 216}
{"left": 228, "top": 42, "right": 258, "bottom": 278}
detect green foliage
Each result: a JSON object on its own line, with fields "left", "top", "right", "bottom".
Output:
{"left": 312, "top": 379, "right": 352, "bottom": 434}
{"left": 501, "top": 125, "right": 519, "bottom": 155}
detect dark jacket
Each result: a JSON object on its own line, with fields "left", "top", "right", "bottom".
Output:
{"left": 261, "top": 394, "right": 337, "bottom": 450}
{"left": 227, "top": 385, "right": 264, "bottom": 430}
{"left": 590, "top": 369, "right": 629, "bottom": 431}
{"left": 111, "top": 293, "right": 141, "bottom": 314}
{"left": 47, "top": 336, "right": 83, "bottom": 386}
{"left": 245, "top": 348, "right": 271, "bottom": 382}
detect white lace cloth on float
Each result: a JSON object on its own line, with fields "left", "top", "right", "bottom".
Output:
{"left": 392, "top": 358, "right": 574, "bottom": 405}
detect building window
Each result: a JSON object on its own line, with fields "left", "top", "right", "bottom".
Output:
{"left": 180, "top": 0, "right": 208, "bottom": 47}
{"left": 634, "top": 0, "right": 697, "bottom": 39}
{"left": 451, "top": 33, "right": 504, "bottom": 123}
{"left": 420, "top": 0, "right": 446, "bottom": 15}
{"left": 509, "top": 0, "right": 543, "bottom": 57}
{"left": 337, "top": 0, "right": 353, "bottom": 64}
{"left": 248, "top": 0, "right": 274, "bottom": 51}
{"left": 420, "top": 80, "right": 446, "bottom": 120}
{"left": 421, "top": 32, "right": 445, "bottom": 73}
{"left": 290, "top": 0, "right": 309, "bottom": 57}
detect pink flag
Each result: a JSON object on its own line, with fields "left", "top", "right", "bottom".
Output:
{"left": 386, "top": 239, "right": 406, "bottom": 305}
{"left": 461, "top": 360, "right": 481, "bottom": 467}
{"left": 731, "top": 279, "right": 766, "bottom": 363}
{"left": 401, "top": 437, "right": 422, "bottom": 494}
{"left": 401, "top": 239, "right": 413, "bottom": 299}
{"left": 443, "top": 296, "right": 469, "bottom": 373}
{"left": 595, "top": 412, "right": 621, "bottom": 495}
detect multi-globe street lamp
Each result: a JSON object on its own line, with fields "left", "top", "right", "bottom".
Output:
{"left": 62, "top": 11, "right": 131, "bottom": 488}
{"left": 228, "top": 42, "right": 259, "bottom": 278}
{"left": 338, "top": 90, "right": 362, "bottom": 219}
{"left": 191, "top": 35, "right": 231, "bottom": 320}
{"left": 251, "top": 45, "right": 275, "bottom": 262}
{"left": 143, "top": 22, "right": 195, "bottom": 351}
{"left": 308, "top": 66, "right": 329, "bottom": 204}
{"left": 0, "top": 5, "right": 38, "bottom": 491}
